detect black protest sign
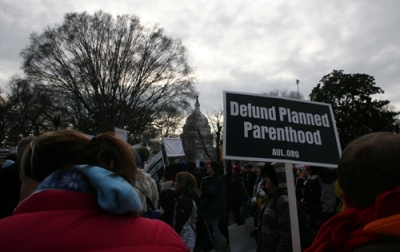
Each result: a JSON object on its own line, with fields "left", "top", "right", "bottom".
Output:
{"left": 223, "top": 91, "right": 341, "bottom": 167}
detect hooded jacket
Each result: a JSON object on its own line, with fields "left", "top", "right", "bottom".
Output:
{"left": 0, "top": 166, "right": 188, "bottom": 252}
{"left": 0, "top": 191, "right": 189, "bottom": 252}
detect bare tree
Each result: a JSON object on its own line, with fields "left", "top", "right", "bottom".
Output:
{"left": 0, "top": 88, "right": 8, "bottom": 146}
{"left": 3, "top": 77, "right": 53, "bottom": 146}
{"left": 21, "top": 10, "right": 197, "bottom": 136}
{"left": 156, "top": 105, "right": 185, "bottom": 138}
{"left": 139, "top": 104, "right": 185, "bottom": 152}
{"left": 207, "top": 107, "right": 223, "bottom": 160}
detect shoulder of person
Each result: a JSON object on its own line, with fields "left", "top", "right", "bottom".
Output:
{"left": 201, "top": 175, "right": 212, "bottom": 182}
{"left": 274, "top": 190, "right": 289, "bottom": 205}
{"left": 161, "top": 188, "right": 175, "bottom": 197}
{"left": 207, "top": 174, "right": 219, "bottom": 183}
{"left": 213, "top": 174, "right": 225, "bottom": 183}
{"left": 177, "top": 194, "right": 193, "bottom": 200}
{"left": 176, "top": 194, "right": 195, "bottom": 208}
{"left": 193, "top": 195, "right": 202, "bottom": 205}
{"left": 353, "top": 236, "right": 400, "bottom": 252}
{"left": 135, "top": 171, "right": 153, "bottom": 190}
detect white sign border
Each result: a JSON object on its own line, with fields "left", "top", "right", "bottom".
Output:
{"left": 223, "top": 90, "right": 342, "bottom": 168}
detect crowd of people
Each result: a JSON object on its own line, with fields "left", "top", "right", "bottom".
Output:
{"left": 1, "top": 130, "right": 400, "bottom": 252}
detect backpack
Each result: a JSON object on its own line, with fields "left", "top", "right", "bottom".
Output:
{"left": 192, "top": 208, "right": 214, "bottom": 252}
{"left": 135, "top": 186, "right": 161, "bottom": 219}
{"left": 142, "top": 196, "right": 161, "bottom": 219}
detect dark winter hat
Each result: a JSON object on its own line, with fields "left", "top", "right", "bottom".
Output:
{"left": 263, "top": 164, "right": 279, "bottom": 186}
{"left": 272, "top": 163, "right": 287, "bottom": 188}
{"left": 164, "top": 163, "right": 183, "bottom": 181}
{"left": 180, "top": 161, "right": 187, "bottom": 171}
{"left": 186, "top": 161, "right": 196, "bottom": 172}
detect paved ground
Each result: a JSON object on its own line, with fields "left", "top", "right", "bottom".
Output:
{"left": 220, "top": 214, "right": 257, "bottom": 252}
{"left": 220, "top": 214, "right": 235, "bottom": 252}
{"left": 219, "top": 234, "right": 231, "bottom": 252}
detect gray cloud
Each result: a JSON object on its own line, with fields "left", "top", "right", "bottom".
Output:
{"left": 1, "top": 0, "right": 399, "bottom": 114}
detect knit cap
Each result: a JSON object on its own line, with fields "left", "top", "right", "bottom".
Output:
{"left": 233, "top": 165, "right": 241, "bottom": 174}
{"left": 164, "top": 163, "right": 183, "bottom": 181}
{"left": 264, "top": 163, "right": 287, "bottom": 188}
{"left": 263, "top": 164, "right": 278, "bottom": 186}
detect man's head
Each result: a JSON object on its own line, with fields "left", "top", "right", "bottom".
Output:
{"left": 206, "top": 160, "right": 221, "bottom": 175}
{"left": 338, "top": 132, "right": 400, "bottom": 209}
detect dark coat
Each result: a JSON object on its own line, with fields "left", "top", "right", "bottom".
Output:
{"left": 230, "top": 173, "right": 245, "bottom": 206}
{"left": 257, "top": 188, "right": 292, "bottom": 252}
{"left": 0, "top": 163, "right": 20, "bottom": 218}
{"left": 159, "top": 188, "right": 176, "bottom": 225}
{"left": 200, "top": 174, "right": 227, "bottom": 219}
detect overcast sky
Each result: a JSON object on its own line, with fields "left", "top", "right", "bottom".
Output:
{"left": 1, "top": 0, "right": 399, "bottom": 116}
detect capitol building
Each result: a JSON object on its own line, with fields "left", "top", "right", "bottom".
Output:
{"left": 180, "top": 97, "right": 215, "bottom": 164}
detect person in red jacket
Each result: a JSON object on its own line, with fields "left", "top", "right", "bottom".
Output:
{"left": 0, "top": 130, "right": 188, "bottom": 252}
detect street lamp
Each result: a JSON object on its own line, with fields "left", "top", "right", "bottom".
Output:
{"left": 53, "top": 111, "right": 62, "bottom": 130}
{"left": 395, "top": 119, "right": 400, "bottom": 134}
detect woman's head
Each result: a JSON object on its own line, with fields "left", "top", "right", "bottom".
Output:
{"left": 19, "top": 130, "right": 138, "bottom": 186}
{"left": 255, "top": 162, "right": 265, "bottom": 177}
{"left": 338, "top": 132, "right": 400, "bottom": 209}
{"left": 174, "top": 172, "right": 200, "bottom": 197}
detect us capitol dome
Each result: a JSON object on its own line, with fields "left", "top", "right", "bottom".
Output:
{"left": 180, "top": 96, "right": 215, "bottom": 163}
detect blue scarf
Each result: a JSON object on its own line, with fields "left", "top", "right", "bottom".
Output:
{"left": 35, "top": 165, "right": 143, "bottom": 215}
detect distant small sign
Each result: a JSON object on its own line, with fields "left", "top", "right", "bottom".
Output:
{"left": 114, "top": 127, "right": 129, "bottom": 142}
